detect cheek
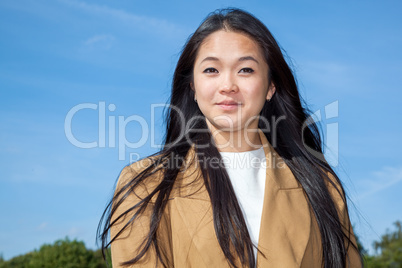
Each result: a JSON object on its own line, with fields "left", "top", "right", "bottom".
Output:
{"left": 240, "top": 79, "right": 268, "bottom": 100}
{"left": 194, "top": 79, "right": 216, "bottom": 100}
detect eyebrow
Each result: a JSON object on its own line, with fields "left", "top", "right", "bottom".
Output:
{"left": 239, "top": 56, "right": 259, "bottom": 64}
{"left": 200, "top": 56, "right": 259, "bottom": 64}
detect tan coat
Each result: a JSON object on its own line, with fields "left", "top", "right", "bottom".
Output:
{"left": 111, "top": 129, "right": 362, "bottom": 267}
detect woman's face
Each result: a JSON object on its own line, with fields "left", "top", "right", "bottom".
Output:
{"left": 192, "top": 30, "right": 275, "bottom": 134}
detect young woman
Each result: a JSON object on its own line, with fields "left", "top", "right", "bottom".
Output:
{"left": 98, "top": 8, "right": 362, "bottom": 268}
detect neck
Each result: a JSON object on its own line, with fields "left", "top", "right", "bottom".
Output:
{"left": 206, "top": 121, "right": 262, "bottom": 153}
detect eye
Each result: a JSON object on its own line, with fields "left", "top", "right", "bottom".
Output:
{"left": 203, "top": 67, "right": 219, "bottom": 73}
{"left": 239, "top": 68, "right": 254, "bottom": 73}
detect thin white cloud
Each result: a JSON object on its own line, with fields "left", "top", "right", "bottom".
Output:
{"left": 356, "top": 166, "right": 402, "bottom": 200}
{"left": 58, "top": 0, "right": 186, "bottom": 37}
{"left": 37, "top": 222, "right": 49, "bottom": 231}
{"left": 83, "top": 34, "right": 115, "bottom": 50}
{"left": 297, "top": 60, "right": 352, "bottom": 90}
{"left": 68, "top": 227, "right": 81, "bottom": 237}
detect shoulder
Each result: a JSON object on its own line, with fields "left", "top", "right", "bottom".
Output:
{"left": 323, "top": 171, "right": 347, "bottom": 209}
{"left": 115, "top": 154, "right": 165, "bottom": 194}
{"left": 115, "top": 148, "right": 208, "bottom": 200}
{"left": 322, "top": 170, "right": 354, "bottom": 235}
{"left": 110, "top": 155, "right": 169, "bottom": 267}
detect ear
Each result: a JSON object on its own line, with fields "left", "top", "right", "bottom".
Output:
{"left": 191, "top": 82, "right": 198, "bottom": 99}
{"left": 190, "top": 82, "right": 197, "bottom": 100}
{"left": 266, "top": 83, "right": 276, "bottom": 100}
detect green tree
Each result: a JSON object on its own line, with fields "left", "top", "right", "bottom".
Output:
{"left": 365, "top": 221, "right": 402, "bottom": 268}
{"left": 29, "top": 237, "right": 92, "bottom": 267}
{"left": 0, "top": 252, "right": 33, "bottom": 268}
{"left": 0, "top": 237, "right": 109, "bottom": 268}
{"left": 354, "top": 226, "right": 368, "bottom": 257}
{"left": 92, "top": 248, "right": 112, "bottom": 268}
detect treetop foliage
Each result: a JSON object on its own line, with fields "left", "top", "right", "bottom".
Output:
{"left": 0, "top": 237, "right": 110, "bottom": 268}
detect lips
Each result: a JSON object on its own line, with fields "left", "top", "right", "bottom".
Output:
{"left": 216, "top": 100, "right": 241, "bottom": 105}
{"left": 216, "top": 100, "right": 241, "bottom": 111}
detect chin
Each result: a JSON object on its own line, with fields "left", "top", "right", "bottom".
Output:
{"left": 206, "top": 117, "right": 248, "bottom": 132}
{"left": 210, "top": 123, "right": 244, "bottom": 132}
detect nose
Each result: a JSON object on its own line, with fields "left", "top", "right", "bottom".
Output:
{"left": 219, "top": 73, "right": 239, "bottom": 94}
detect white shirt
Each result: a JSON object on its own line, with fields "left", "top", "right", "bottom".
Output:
{"left": 219, "top": 146, "right": 267, "bottom": 261}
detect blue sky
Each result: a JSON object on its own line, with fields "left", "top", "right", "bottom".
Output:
{"left": 1, "top": 0, "right": 401, "bottom": 260}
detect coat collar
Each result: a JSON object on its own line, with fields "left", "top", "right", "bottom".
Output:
{"left": 174, "top": 128, "right": 312, "bottom": 267}
{"left": 180, "top": 128, "right": 299, "bottom": 189}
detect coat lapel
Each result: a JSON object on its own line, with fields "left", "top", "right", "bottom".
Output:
{"left": 256, "top": 129, "right": 312, "bottom": 267}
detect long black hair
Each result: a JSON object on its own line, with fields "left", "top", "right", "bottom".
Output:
{"left": 98, "top": 8, "right": 360, "bottom": 268}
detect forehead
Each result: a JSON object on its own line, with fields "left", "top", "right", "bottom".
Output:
{"left": 196, "top": 30, "right": 264, "bottom": 60}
